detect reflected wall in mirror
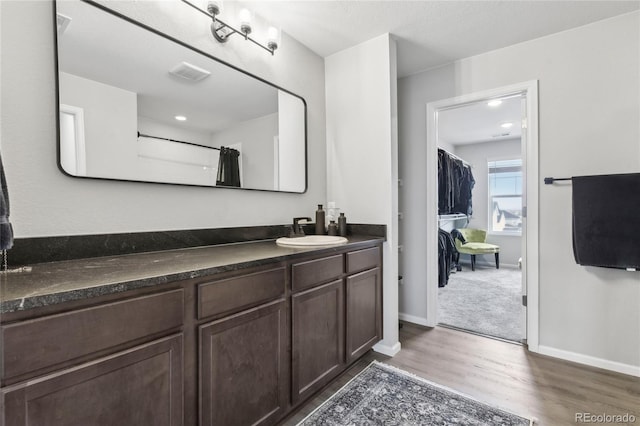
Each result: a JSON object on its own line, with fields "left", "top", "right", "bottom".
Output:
{"left": 55, "top": 0, "right": 307, "bottom": 192}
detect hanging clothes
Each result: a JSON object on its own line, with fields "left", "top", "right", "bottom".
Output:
{"left": 437, "top": 150, "right": 472, "bottom": 286}
{"left": 438, "top": 228, "right": 457, "bottom": 287}
{"left": 216, "top": 147, "right": 241, "bottom": 187}
{"left": 437, "top": 148, "right": 475, "bottom": 216}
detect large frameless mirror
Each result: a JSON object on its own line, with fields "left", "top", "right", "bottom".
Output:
{"left": 55, "top": 0, "right": 307, "bottom": 192}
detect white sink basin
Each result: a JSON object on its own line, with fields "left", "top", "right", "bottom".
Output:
{"left": 276, "top": 235, "right": 348, "bottom": 247}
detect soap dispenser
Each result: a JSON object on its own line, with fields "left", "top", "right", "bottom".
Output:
{"left": 338, "top": 213, "right": 347, "bottom": 237}
{"left": 315, "top": 204, "right": 326, "bottom": 235}
{"left": 328, "top": 220, "right": 338, "bottom": 236}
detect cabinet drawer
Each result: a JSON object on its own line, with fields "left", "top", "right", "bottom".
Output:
{"left": 346, "top": 246, "right": 381, "bottom": 274}
{"left": 1, "top": 289, "right": 184, "bottom": 382}
{"left": 198, "top": 267, "right": 285, "bottom": 319}
{"left": 292, "top": 254, "right": 344, "bottom": 292}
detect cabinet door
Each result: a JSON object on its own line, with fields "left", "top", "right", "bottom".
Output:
{"left": 200, "top": 299, "right": 288, "bottom": 426}
{"left": 2, "top": 334, "right": 183, "bottom": 426}
{"left": 291, "top": 280, "right": 345, "bottom": 404}
{"left": 346, "top": 268, "right": 382, "bottom": 362}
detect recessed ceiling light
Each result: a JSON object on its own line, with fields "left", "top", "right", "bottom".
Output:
{"left": 501, "top": 122, "right": 513, "bottom": 128}
{"left": 175, "top": 115, "right": 187, "bottom": 121}
{"left": 487, "top": 99, "right": 502, "bottom": 107}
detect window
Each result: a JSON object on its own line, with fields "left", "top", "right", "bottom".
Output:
{"left": 488, "top": 158, "right": 522, "bottom": 234}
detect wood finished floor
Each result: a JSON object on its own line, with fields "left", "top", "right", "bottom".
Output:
{"left": 281, "top": 324, "right": 640, "bottom": 425}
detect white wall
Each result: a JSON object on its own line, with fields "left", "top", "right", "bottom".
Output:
{"left": 326, "top": 34, "right": 400, "bottom": 356}
{"left": 138, "top": 116, "right": 219, "bottom": 186}
{"left": 454, "top": 138, "right": 522, "bottom": 267}
{"left": 399, "top": 12, "right": 640, "bottom": 372}
{"left": 278, "top": 90, "right": 306, "bottom": 192}
{"left": 59, "top": 72, "right": 138, "bottom": 180}
{"left": 0, "top": 0, "right": 325, "bottom": 238}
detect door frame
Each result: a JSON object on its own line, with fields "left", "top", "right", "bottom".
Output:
{"left": 425, "top": 81, "right": 539, "bottom": 351}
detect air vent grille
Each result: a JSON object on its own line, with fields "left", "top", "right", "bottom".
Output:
{"left": 169, "top": 62, "right": 211, "bottom": 82}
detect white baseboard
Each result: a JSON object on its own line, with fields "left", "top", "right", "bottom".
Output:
{"left": 398, "top": 313, "right": 430, "bottom": 327}
{"left": 537, "top": 345, "right": 640, "bottom": 377}
{"left": 373, "top": 341, "right": 401, "bottom": 357}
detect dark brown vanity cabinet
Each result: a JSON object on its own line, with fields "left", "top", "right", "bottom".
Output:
{"left": 0, "top": 290, "right": 185, "bottom": 426}
{"left": 0, "top": 240, "right": 383, "bottom": 426}
{"left": 345, "top": 247, "right": 383, "bottom": 362}
{"left": 200, "top": 245, "right": 382, "bottom": 424}
{"left": 197, "top": 267, "right": 288, "bottom": 426}
{"left": 291, "top": 245, "right": 382, "bottom": 405}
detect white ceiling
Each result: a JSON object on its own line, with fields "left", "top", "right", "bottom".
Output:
{"left": 438, "top": 95, "right": 522, "bottom": 146}
{"left": 243, "top": 0, "right": 640, "bottom": 78}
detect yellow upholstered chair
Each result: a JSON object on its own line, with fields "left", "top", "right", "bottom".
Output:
{"left": 453, "top": 228, "right": 500, "bottom": 271}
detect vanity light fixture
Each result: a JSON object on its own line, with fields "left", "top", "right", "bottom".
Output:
{"left": 182, "top": 0, "right": 280, "bottom": 55}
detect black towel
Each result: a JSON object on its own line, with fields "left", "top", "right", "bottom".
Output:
{"left": 0, "top": 153, "right": 14, "bottom": 250}
{"left": 572, "top": 173, "right": 640, "bottom": 269}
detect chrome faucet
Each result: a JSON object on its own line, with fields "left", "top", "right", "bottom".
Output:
{"left": 290, "top": 217, "right": 312, "bottom": 237}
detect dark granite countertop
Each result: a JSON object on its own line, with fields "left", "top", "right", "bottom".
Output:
{"left": 0, "top": 236, "right": 383, "bottom": 314}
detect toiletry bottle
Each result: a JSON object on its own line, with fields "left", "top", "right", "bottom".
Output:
{"left": 328, "top": 220, "right": 338, "bottom": 236}
{"left": 315, "top": 204, "right": 325, "bottom": 235}
{"left": 338, "top": 213, "right": 347, "bottom": 237}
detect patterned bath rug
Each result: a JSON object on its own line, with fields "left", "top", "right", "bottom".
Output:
{"left": 297, "top": 361, "right": 534, "bottom": 425}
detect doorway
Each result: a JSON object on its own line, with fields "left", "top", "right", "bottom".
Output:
{"left": 425, "top": 82, "right": 539, "bottom": 349}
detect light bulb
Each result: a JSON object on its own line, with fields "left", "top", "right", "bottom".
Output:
{"left": 239, "top": 8, "right": 252, "bottom": 35}
{"left": 207, "top": 0, "right": 223, "bottom": 16}
{"left": 267, "top": 26, "right": 280, "bottom": 51}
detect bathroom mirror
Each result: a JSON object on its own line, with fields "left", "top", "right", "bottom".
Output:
{"left": 55, "top": 0, "right": 307, "bottom": 192}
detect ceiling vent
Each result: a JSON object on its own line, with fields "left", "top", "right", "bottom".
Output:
{"left": 169, "top": 62, "right": 211, "bottom": 82}
{"left": 57, "top": 13, "right": 72, "bottom": 35}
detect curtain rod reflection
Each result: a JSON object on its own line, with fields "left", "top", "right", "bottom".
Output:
{"left": 137, "top": 131, "right": 221, "bottom": 151}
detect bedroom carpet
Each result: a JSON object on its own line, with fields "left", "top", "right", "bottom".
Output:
{"left": 438, "top": 265, "right": 523, "bottom": 342}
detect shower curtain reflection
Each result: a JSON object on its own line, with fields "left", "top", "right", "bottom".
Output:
{"left": 216, "top": 147, "right": 241, "bottom": 187}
